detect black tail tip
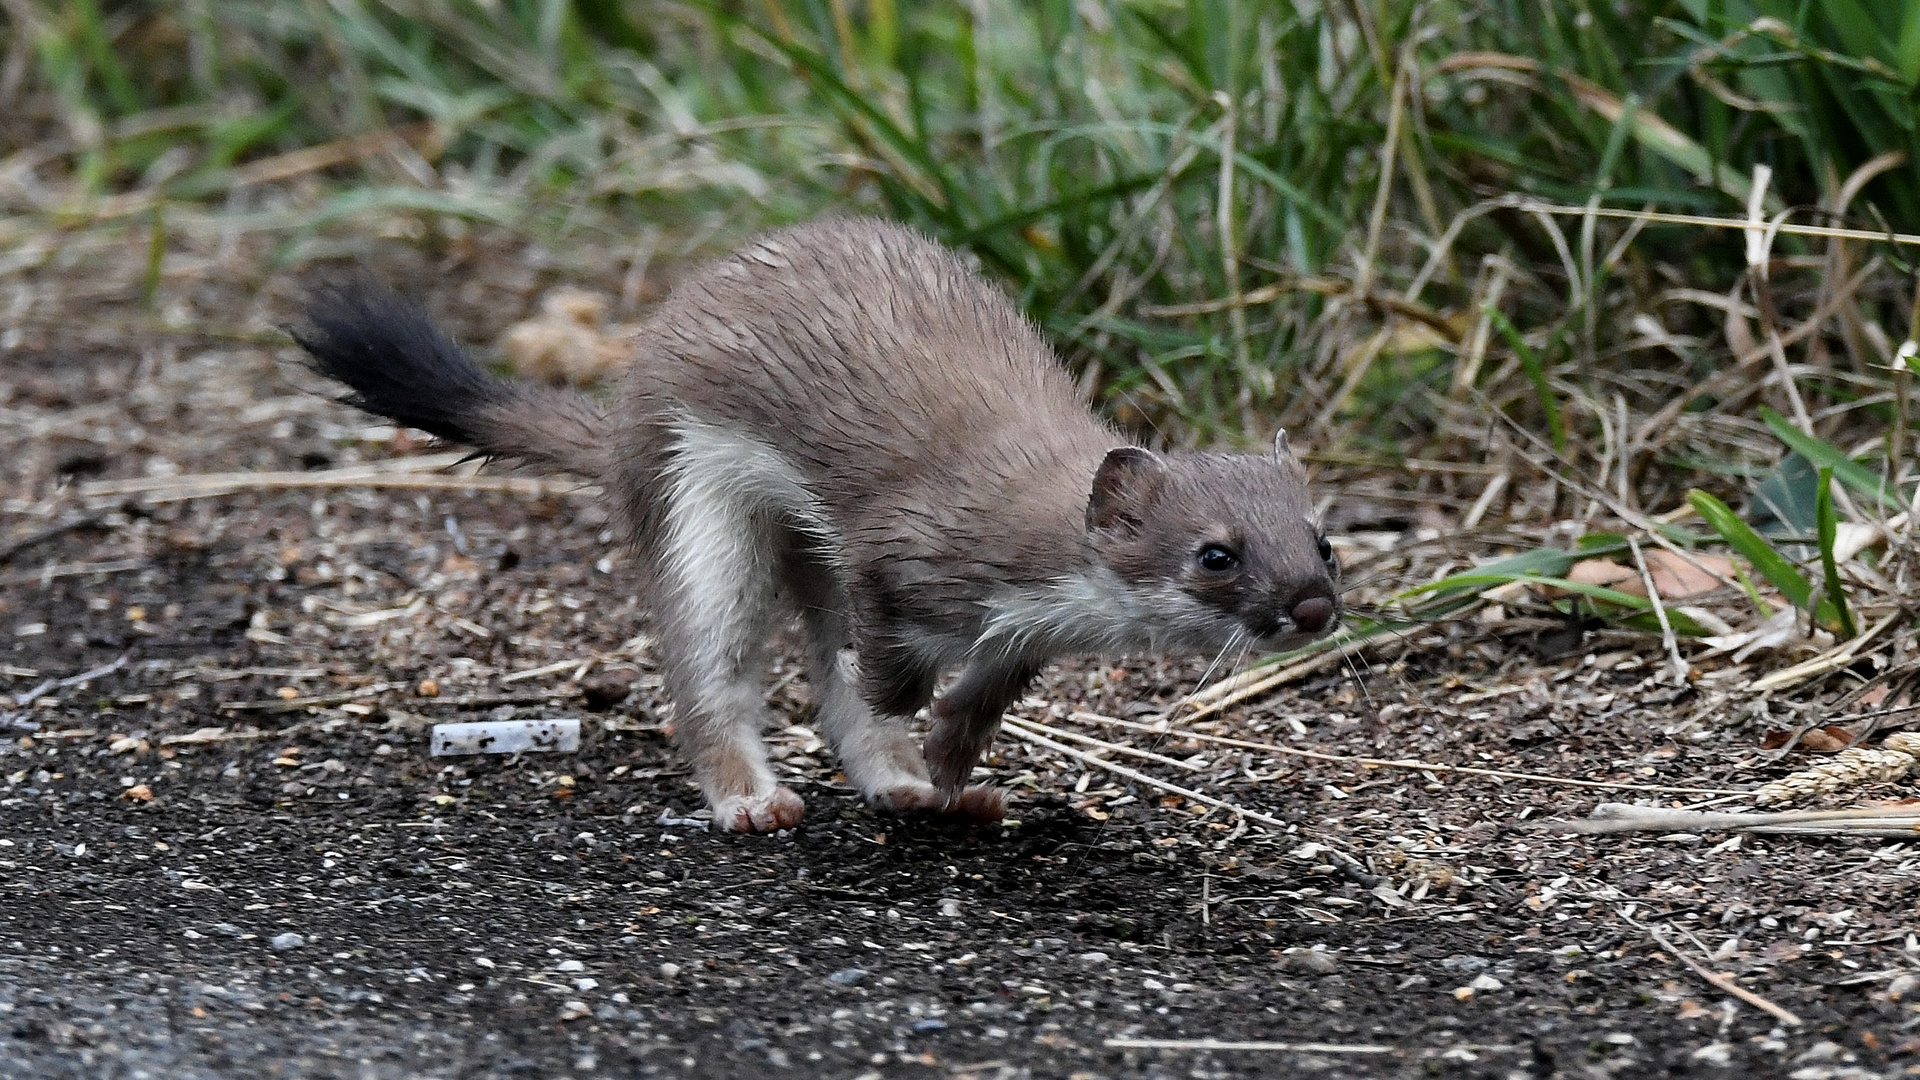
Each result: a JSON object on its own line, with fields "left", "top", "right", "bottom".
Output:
{"left": 291, "top": 275, "right": 504, "bottom": 447}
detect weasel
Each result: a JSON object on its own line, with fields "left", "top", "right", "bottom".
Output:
{"left": 295, "top": 218, "right": 1341, "bottom": 832}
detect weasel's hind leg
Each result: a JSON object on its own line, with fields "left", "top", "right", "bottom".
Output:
{"left": 652, "top": 486, "right": 801, "bottom": 833}
{"left": 788, "top": 560, "right": 1000, "bottom": 822}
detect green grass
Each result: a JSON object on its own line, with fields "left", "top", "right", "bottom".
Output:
{"left": 2, "top": 0, "right": 1917, "bottom": 502}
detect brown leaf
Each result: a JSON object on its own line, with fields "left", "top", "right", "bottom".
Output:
{"left": 1761, "top": 725, "right": 1859, "bottom": 753}
{"left": 1563, "top": 552, "right": 1731, "bottom": 600}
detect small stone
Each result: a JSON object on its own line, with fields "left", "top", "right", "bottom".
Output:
{"left": 657, "top": 962, "right": 681, "bottom": 979}
{"left": 120, "top": 784, "right": 153, "bottom": 802}
{"left": 555, "top": 959, "right": 586, "bottom": 973}
{"left": 1077, "top": 951, "right": 1110, "bottom": 963}
{"left": 417, "top": 679, "right": 440, "bottom": 698}
{"left": 1468, "top": 974, "right": 1503, "bottom": 991}
{"left": 909, "top": 1018, "right": 947, "bottom": 1033}
{"left": 1451, "top": 986, "right": 1475, "bottom": 1001}
{"left": 270, "top": 932, "right": 305, "bottom": 951}
{"left": 557, "top": 1001, "right": 590, "bottom": 1021}
{"left": 1690, "top": 1042, "right": 1732, "bottom": 1066}
{"left": 827, "top": 968, "right": 867, "bottom": 986}
{"left": 1793, "top": 1042, "right": 1843, "bottom": 1064}
{"left": 1278, "top": 950, "right": 1342, "bottom": 975}
{"left": 938, "top": 898, "right": 963, "bottom": 918}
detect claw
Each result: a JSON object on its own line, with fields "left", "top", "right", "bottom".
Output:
{"left": 710, "top": 786, "right": 806, "bottom": 832}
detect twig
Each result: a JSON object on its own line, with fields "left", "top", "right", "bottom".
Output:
{"left": 1750, "top": 609, "right": 1902, "bottom": 694}
{"left": 0, "top": 559, "right": 147, "bottom": 588}
{"left": 1628, "top": 536, "right": 1688, "bottom": 685}
{"left": 219, "top": 681, "right": 409, "bottom": 713}
{"left": 159, "top": 726, "right": 276, "bottom": 746}
{"left": 1067, "top": 712, "right": 1750, "bottom": 796}
{"left": 1504, "top": 197, "right": 1920, "bottom": 248}
{"left": 1002, "top": 716, "right": 1203, "bottom": 771}
{"left": 82, "top": 466, "right": 597, "bottom": 503}
{"left": 1001, "top": 722, "right": 1286, "bottom": 828}
{"left": 499, "top": 659, "right": 587, "bottom": 684}
{"left": 1104, "top": 1038, "right": 1394, "bottom": 1053}
{"left": 0, "top": 509, "right": 110, "bottom": 565}
{"left": 59, "top": 653, "right": 129, "bottom": 688}
{"left": 1647, "top": 927, "right": 1804, "bottom": 1027}
{"left": 1531, "top": 801, "right": 1920, "bottom": 837}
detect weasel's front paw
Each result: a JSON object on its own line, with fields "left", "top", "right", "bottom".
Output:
{"left": 710, "top": 786, "right": 805, "bottom": 832}
{"left": 923, "top": 728, "right": 990, "bottom": 793}
{"left": 942, "top": 784, "right": 1005, "bottom": 822}
{"left": 865, "top": 781, "right": 1005, "bottom": 823}
{"left": 865, "top": 780, "right": 946, "bottom": 814}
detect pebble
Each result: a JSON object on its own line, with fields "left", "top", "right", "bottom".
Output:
{"left": 938, "top": 898, "right": 963, "bottom": 918}
{"left": 555, "top": 959, "right": 586, "bottom": 973}
{"left": 1468, "top": 973, "right": 1503, "bottom": 991}
{"left": 909, "top": 1018, "right": 947, "bottom": 1033}
{"left": 827, "top": 968, "right": 867, "bottom": 986}
{"left": 1278, "top": 950, "right": 1342, "bottom": 975}
{"left": 657, "top": 962, "right": 681, "bottom": 979}
{"left": 1077, "top": 951, "right": 1110, "bottom": 963}
{"left": 270, "top": 932, "right": 305, "bottom": 951}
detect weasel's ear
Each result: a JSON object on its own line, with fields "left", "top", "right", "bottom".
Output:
{"left": 1272, "top": 427, "right": 1307, "bottom": 477}
{"left": 1087, "top": 447, "right": 1167, "bottom": 534}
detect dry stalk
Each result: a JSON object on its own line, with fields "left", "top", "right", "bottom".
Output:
{"left": 1068, "top": 712, "right": 1749, "bottom": 796}
{"left": 1628, "top": 535, "right": 1688, "bottom": 685}
{"left": 1104, "top": 1038, "right": 1394, "bottom": 1054}
{"left": 1165, "top": 633, "right": 1380, "bottom": 724}
{"left": 1534, "top": 801, "right": 1920, "bottom": 837}
{"left": 1753, "top": 732, "right": 1920, "bottom": 805}
{"left": 1748, "top": 610, "right": 1902, "bottom": 693}
{"left": 1000, "top": 721, "right": 1286, "bottom": 828}
{"left": 82, "top": 462, "right": 599, "bottom": 503}
{"left": 1002, "top": 716, "right": 1204, "bottom": 772}
{"left": 1647, "top": 927, "right": 1804, "bottom": 1028}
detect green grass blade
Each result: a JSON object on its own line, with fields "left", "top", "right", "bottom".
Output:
{"left": 1687, "top": 488, "right": 1813, "bottom": 610}
{"left": 1484, "top": 306, "right": 1565, "bottom": 451}
{"left": 1814, "top": 466, "right": 1859, "bottom": 638}
{"left": 1758, "top": 407, "right": 1904, "bottom": 510}
{"left": 1397, "top": 547, "right": 1579, "bottom": 606}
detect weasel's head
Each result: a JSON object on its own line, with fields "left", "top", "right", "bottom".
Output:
{"left": 1085, "top": 432, "right": 1340, "bottom": 652}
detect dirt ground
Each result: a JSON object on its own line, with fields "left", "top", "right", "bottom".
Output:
{"left": 2, "top": 231, "right": 1917, "bottom": 1079}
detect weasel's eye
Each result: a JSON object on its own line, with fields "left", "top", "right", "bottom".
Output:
{"left": 1197, "top": 545, "right": 1239, "bottom": 573}
{"left": 1316, "top": 536, "right": 1334, "bottom": 563}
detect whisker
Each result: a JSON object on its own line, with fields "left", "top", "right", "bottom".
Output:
{"left": 1336, "top": 570, "right": 1407, "bottom": 593}
{"left": 1341, "top": 646, "right": 1375, "bottom": 710}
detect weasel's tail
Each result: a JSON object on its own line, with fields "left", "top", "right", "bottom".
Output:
{"left": 293, "top": 280, "right": 608, "bottom": 477}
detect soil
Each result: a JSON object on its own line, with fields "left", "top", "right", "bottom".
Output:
{"left": 1, "top": 230, "right": 1916, "bottom": 1079}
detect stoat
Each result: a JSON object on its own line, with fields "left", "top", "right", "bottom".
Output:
{"left": 295, "top": 217, "right": 1340, "bottom": 832}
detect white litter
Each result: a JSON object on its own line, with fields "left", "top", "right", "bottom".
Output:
{"left": 430, "top": 718, "right": 580, "bottom": 756}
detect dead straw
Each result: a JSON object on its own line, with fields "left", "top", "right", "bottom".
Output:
{"left": 1647, "top": 926, "right": 1804, "bottom": 1027}
{"left": 1067, "top": 711, "right": 1751, "bottom": 797}
{"left": 1000, "top": 719, "right": 1287, "bottom": 828}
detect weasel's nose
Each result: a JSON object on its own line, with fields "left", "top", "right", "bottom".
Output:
{"left": 1291, "top": 596, "right": 1335, "bottom": 633}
